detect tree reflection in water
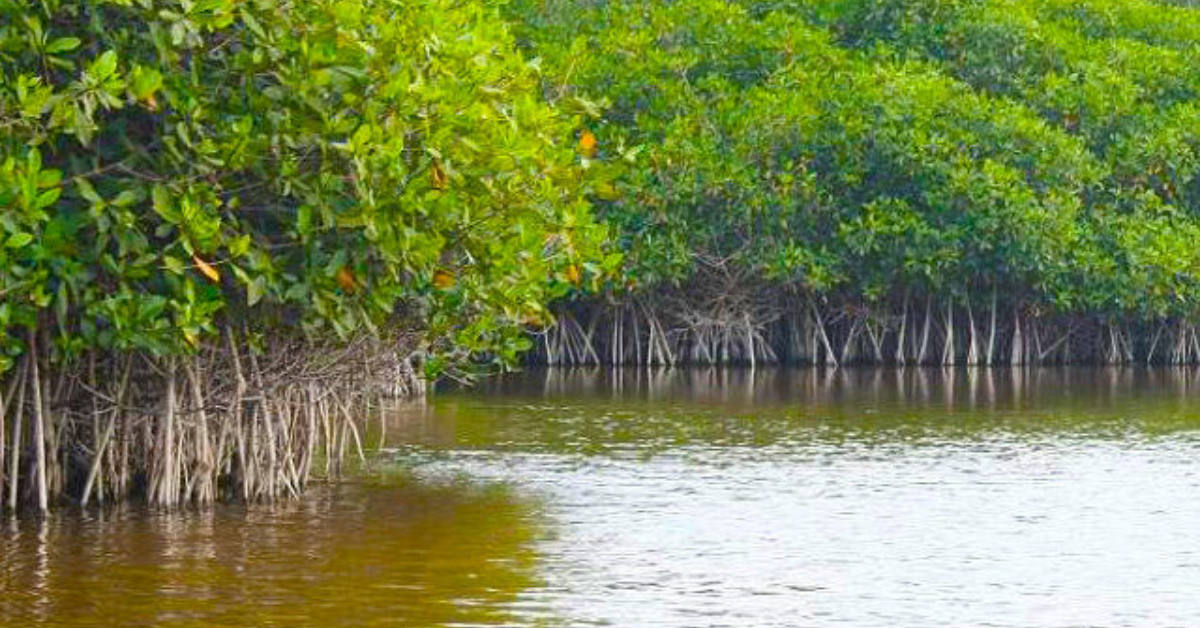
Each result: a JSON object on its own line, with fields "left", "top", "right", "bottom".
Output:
{"left": 0, "top": 478, "right": 551, "bottom": 627}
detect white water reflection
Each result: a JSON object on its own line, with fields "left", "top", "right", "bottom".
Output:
{"left": 401, "top": 368, "right": 1200, "bottom": 627}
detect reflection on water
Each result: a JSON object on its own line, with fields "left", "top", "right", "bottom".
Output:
{"left": 473, "top": 366, "right": 1200, "bottom": 409}
{"left": 402, "top": 367, "right": 1200, "bottom": 453}
{"left": 400, "top": 368, "right": 1200, "bottom": 627}
{"left": 0, "top": 479, "right": 550, "bottom": 627}
{"left": 7, "top": 367, "right": 1200, "bottom": 627}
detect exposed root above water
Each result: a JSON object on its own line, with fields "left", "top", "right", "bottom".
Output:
{"left": 0, "top": 329, "right": 424, "bottom": 514}
{"left": 531, "top": 277, "right": 1200, "bottom": 367}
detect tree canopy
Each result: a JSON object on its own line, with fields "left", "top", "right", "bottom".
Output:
{"left": 7, "top": 0, "right": 1200, "bottom": 371}
{"left": 1, "top": 0, "right": 614, "bottom": 375}
{"left": 507, "top": 0, "right": 1200, "bottom": 320}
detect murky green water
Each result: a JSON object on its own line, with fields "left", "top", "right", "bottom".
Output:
{"left": 6, "top": 368, "right": 1200, "bottom": 627}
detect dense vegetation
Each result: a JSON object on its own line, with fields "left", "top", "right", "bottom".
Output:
{"left": 1, "top": 0, "right": 612, "bottom": 375}
{"left": 508, "top": 0, "right": 1200, "bottom": 367}
{"left": 0, "top": 0, "right": 611, "bottom": 510}
{"left": 7, "top": 0, "right": 1200, "bottom": 510}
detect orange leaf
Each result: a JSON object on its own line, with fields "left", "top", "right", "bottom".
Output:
{"left": 336, "top": 266, "right": 358, "bottom": 293}
{"left": 566, "top": 264, "right": 581, "bottom": 285}
{"left": 433, "top": 269, "right": 456, "bottom": 289}
{"left": 430, "top": 162, "right": 448, "bottom": 191}
{"left": 193, "top": 254, "right": 220, "bottom": 283}
{"left": 578, "top": 130, "right": 597, "bottom": 157}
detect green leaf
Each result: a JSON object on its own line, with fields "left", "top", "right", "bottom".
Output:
{"left": 247, "top": 276, "right": 266, "bottom": 306}
{"left": 90, "top": 50, "right": 119, "bottom": 81}
{"left": 112, "top": 189, "right": 140, "bottom": 207}
{"left": 45, "top": 37, "right": 81, "bottom": 54}
{"left": 129, "top": 66, "right": 163, "bottom": 100}
{"left": 5, "top": 233, "right": 34, "bottom": 249}
{"left": 76, "top": 179, "right": 104, "bottom": 205}
{"left": 163, "top": 255, "right": 186, "bottom": 275}
{"left": 37, "top": 188, "right": 61, "bottom": 209}
{"left": 152, "top": 184, "right": 177, "bottom": 223}
{"left": 296, "top": 205, "right": 313, "bottom": 235}
{"left": 229, "top": 234, "right": 251, "bottom": 257}
{"left": 37, "top": 169, "right": 63, "bottom": 188}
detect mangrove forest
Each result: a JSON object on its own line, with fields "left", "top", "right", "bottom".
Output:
{"left": 5, "top": 0, "right": 1200, "bottom": 513}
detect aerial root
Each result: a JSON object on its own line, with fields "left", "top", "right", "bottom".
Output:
{"left": 0, "top": 328, "right": 424, "bottom": 513}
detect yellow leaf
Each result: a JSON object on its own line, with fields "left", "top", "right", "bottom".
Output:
{"left": 595, "top": 182, "right": 620, "bottom": 201}
{"left": 193, "top": 254, "right": 220, "bottom": 283}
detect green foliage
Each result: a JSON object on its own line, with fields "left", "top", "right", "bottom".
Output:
{"left": 8, "top": 0, "right": 1200, "bottom": 376}
{"left": 1, "top": 0, "right": 614, "bottom": 375}
{"left": 507, "top": 0, "right": 1200, "bottom": 318}
{"left": 812, "top": 0, "right": 1200, "bottom": 315}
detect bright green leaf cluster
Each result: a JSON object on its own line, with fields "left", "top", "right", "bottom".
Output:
{"left": 1, "top": 0, "right": 614, "bottom": 375}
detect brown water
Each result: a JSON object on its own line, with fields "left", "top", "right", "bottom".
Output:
{"left": 5, "top": 368, "right": 1200, "bottom": 627}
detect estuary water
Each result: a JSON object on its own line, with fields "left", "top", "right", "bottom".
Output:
{"left": 4, "top": 368, "right": 1200, "bottom": 627}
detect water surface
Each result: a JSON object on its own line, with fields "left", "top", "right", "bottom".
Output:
{"left": 6, "top": 368, "right": 1200, "bottom": 627}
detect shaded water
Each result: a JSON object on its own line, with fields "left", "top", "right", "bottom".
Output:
{"left": 6, "top": 368, "right": 1200, "bottom": 626}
